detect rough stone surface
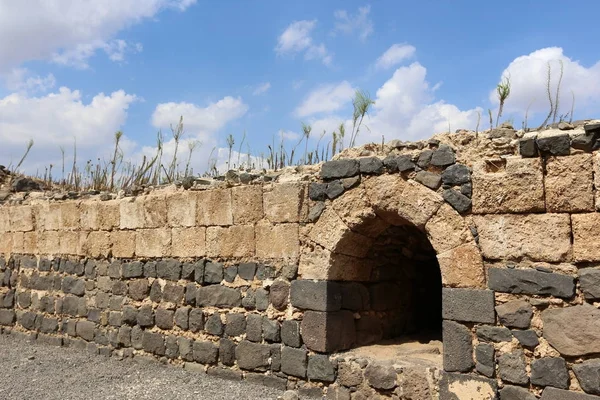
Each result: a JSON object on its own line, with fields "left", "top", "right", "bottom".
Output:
{"left": 442, "top": 288, "right": 495, "bottom": 323}
{"left": 488, "top": 268, "right": 575, "bottom": 299}
{"left": 300, "top": 311, "right": 355, "bottom": 353}
{"left": 573, "top": 359, "right": 600, "bottom": 395}
{"left": 443, "top": 189, "right": 472, "bottom": 213}
{"left": 290, "top": 280, "right": 341, "bottom": 311}
{"left": 431, "top": 144, "right": 456, "bottom": 166}
{"left": 281, "top": 347, "right": 307, "bottom": 378}
{"left": 512, "top": 330, "right": 539, "bottom": 348}
{"left": 573, "top": 214, "right": 600, "bottom": 262}
{"left": 536, "top": 132, "right": 571, "bottom": 155}
{"left": 477, "top": 326, "right": 513, "bottom": 343}
{"left": 235, "top": 340, "right": 270, "bottom": 371}
{"left": 439, "top": 372, "right": 497, "bottom": 400}
{"left": 472, "top": 158, "right": 545, "bottom": 213}
{"left": 443, "top": 320, "right": 473, "bottom": 372}
{"left": 442, "top": 164, "right": 471, "bottom": 186}
{"left": 321, "top": 160, "right": 360, "bottom": 179}
{"left": 540, "top": 387, "right": 600, "bottom": 400}
{"left": 499, "top": 385, "right": 537, "bottom": 400}
{"left": 531, "top": 357, "right": 569, "bottom": 389}
{"left": 542, "top": 304, "right": 600, "bottom": 356}
{"left": 495, "top": 300, "right": 533, "bottom": 329}
{"left": 579, "top": 268, "right": 600, "bottom": 300}
{"left": 196, "top": 286, "right": 241, "bottom": 308}
{"left": 474, "top": 214, "right": 572, "bottom": 262}
{"left": 281, "top": 320, "right": 301, "bottom": 348}
{"left": 545, "top": 154, "right": 594, "bottom": 212}
{"left": 415, "top": 171, "right": 442, "bottom": 190}
{"left": 359, "top": 157, "right": 384, "bottom": 174}
{"left": 498, "top": 350, "right": 529, "bottom": 385}
{"left": 307, "top": 354, "right": 335, "bottom": 382}
{"left": 476, "top": 343, "right": 495, "bottom": 378}
{"left": 364, "top": 364, "right": 397, "bottom": 390}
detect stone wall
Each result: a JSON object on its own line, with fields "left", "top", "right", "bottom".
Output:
{"left": 1, "top": 122, "right": 600, "bottom": 399}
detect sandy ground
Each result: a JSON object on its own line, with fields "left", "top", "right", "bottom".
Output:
{"left": 0, "top": 333, "right": 285, "bottom": 400}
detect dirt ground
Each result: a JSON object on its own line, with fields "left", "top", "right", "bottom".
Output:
{"left": 0, "top": 333, "right": 285, "bottom": 400}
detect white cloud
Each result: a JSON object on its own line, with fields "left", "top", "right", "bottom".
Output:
{"left": 0, "top": 0, "right": 196, "bottom": 72}
{"left": 375, "top": 44, "right": 416, "bottom": 70}
{"left": 275, "top": 20, "right": 332, "bottom": 66}
{"left": 4, "top": 68, "right": 56, "bottom": 93}
{"left": 305, "top": 62, "right": 480, "bottom": 144}
{"left": 0, "top": 87, "right": 137, "bottom": 173}
{"left": 279, "top": 130, "right": 301, "bottom": 141}
{"left": 333, "top": 5, "right": 373, "bottom": 41}
{"left": 294, "top": 81, "right": 355, "bottom": 118}
{"left": 490, "top": 47, "right": 600, "bottom": 120}
{"left": 252, "top": 82, "right": 271, "bottom": 96}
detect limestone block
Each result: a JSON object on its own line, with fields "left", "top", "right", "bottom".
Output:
{"left": 59, "top": 231, "right": 80, "bottom": 255}
{"left": 364, "top": 175, "right": 444, "bottom": 227}
{"left": 59, "top": 202, "right": 80, "bottom": 230}
{"left": 83, "top": 231, "right": 111, "bottom": 258}
{"left": 306, "top": 208, "right": 371, "bottom": 258}
{"left": 545, "top": 154, "right": 594, "bottom": 212}
{"left": 142, "top": 194, "right": 167, "bottom": 228}
{"left": 572, "top": 213, "right": 600, "bottom": 262}
{"left": 119, "top": 197, "right": 144, "bottom": 229}
{"left": 196, "top": 188, "right": 233, "bottom": 226}
{"left": 79, "top": 201, "right": 97, "bottom": 230}
{"left": 11, "top": 232, "right": 23, "bottom": 254}
{"left": 110, "top": 230, "right": 136, "bottom": 258}
{"left": 232, "top": 185, "right": 263, "bottom": 224}
{"left": 331, "top": 185, "right": 390, "bottom": 238}
{"left": 167, "top": 191, "right": 196, "bottom": 228}
{"left": 439, "top": 373, "right": 497, "bottom": 400}
{"left": 437, "top": 242, "right": 486, "bottom": 288}
{"left": 594, "top": 151, "right": 600, "bottom": 211}
{"left": 22, "top": 232, "right": 37, "bottom": 254}
{"left": 474, "top": 214, "right": 571, "bottom": 262}
{"left": 82, "top": 201, "right": 120, "bottom": 230}
{"left": 0, "top": 232, "right": 12, "bottom": 255}
{"left": 37, "top": 231, "right": 59, "bottom": 255}
{"left": 0, "top": 208, "right": 8, "bottom": 233}
{"left": 472, "top": 157, "right": 545, "bottom": 213}
{"left": 426, "top": 203, "right": 474, "bottom": 254}
{"left": 136, "top": 228, "right": 171, "bottom": 258}
{"left": 298, "top": 246, "right": 372, "bottom": 281}
{"left": 8, "top": 205, "right": 33, "bottom": 232}
{"left": 206, "top": 225, "right": 254, "bottom": 258}
{"left": 35, "top": 203, "right": 61, "bottom": 231}
{"left": 172, "top": 227, "right": 206, "bottom": 258}
{"left": 263, "top": 182, "right": 307, "bottom": 223}
{"left": 255, "top": 222, "right": 299, "bottom": 260}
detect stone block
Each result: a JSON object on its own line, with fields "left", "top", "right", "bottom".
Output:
{"left": 263, "top": 183, "right": 306, "bottom": 223}
{"left": 59, "top": 230, "right": 80, "bottom": 255}
{"left": 540, "top": 388, "right": 600, "bottom": 400}
{"left": 255, "top": 222, "right": 299, "bottom": 260}
{"left": 262, "top": 318, "right": 280, "bottom": 342}
{"left": 306, "top": 208, "right": 371, "bottom": 258}
{"left": 573, "top": 359, "right": 600, "bottom": 396}
{"left": 235, "top": 340, "right": 270, "bottom": 371}
{"left": 542, "top": 304, "right": 600, "bottom": 356}
{"left": 499, "top": 386, "right": 536, "bottom": 400}
{"left": 531, "top": 357, "right": 569, "bottom": 389}
{"left": 573, "top": 214, "right": 600, "bottom": 262}
{"left": 545, "top": 154, "right": 594, "bottom": 212}
{"left": 488, "top": 268, "right": 575, "bottom": 298}
{"left": 512, "top": 330, "right": 539, "bottom": 348}
{"left": 231, "top": 185, "right": 263, "bottom": 224}
{"left": 205, "top": 313, "right": 223, "bottom": 336}
{"left": 498, "top": 350, "right": 528, "bottom": 385}
{"left": 59, "top": 202, "right": 80, "bottom": 230}
{"left": 495, "top": 300, "right": 533, "bottom": 329}
{"left": 188, "top": 309, "right": 204, "bottom": 332}
{"left": 321, "top": 159, "right": 360, "bottom": 179}
{"left": 425, "top": 204, "right": 474, "bottom": 254}
{"left": 238, "top": 263, "right": 256, "bottom": 281}
{"left": 476, "top": 343, "right": 495, "bottom": 378}
{"left": 140, "top": 194, "right": 167, "bottom": 228}
{"left": 472, "top": 157, "right": 545, "bottom": 213}
{"left": 337, "top": 361, "right": 364, "bottom": 387}
{"left": 0, "top": 208, "right": 8, "bottom": 233}
{"left": 22, "top": 232, "right": 37, "bottom": 254}
{"left": 437, "top": 242, "right": 485, "bottom": 288}
{"left": 135, "top": 229, "right": 171, "bottom": 258}
{"left": 536, "top": 132, "right": 571, "bottom": 155}
{"left": 439, "top": 372, "right": 497, "bottom": 400}
{"left": 270, "top": 280, "right": 290, "bottom": 310}
{"left": 196, "top": 188, "right": 233, "bottom": 226}
{"left": 204, "top": 262, "right": 223, "bottom": 284}
{"left": 76, "top": 320, "right": 95, "bottom": 341}
{"left": 442, "top": 288, "right": 495, "bottom": 323}
{"left": 166, "top": 191, "right": 196, "bottom": 227}
{"left": 281, "top": 346, "right": 307, "bottom": 378}
{"left": 193, "top": 341, "right": 218, "bottom": 364}
{"left": 443, "top": 189, "right": 472, "bottom": 213}
{"left": 300, "top": 310, "right": 355, "bottom": 353}
{"left": 359, "top": 157, "right": 384, "bottom": 174}
{"left": 415, "top": 170, "right": 442, "bottom": 190}
{"left": 282, "top": 320, "right": 302, "bottom": 348}
{"left": 171, "top": 227, "right": 206, "bottom": 258}
{"left": 0, "top": 309, "right": 15, "bottom": 325}
{"left": 155, "top": 308, "right": 174, "bottom": 330}
{"left": 196, "top": 285, "right": 241, "bottom": 308}
{"left": 206, "top": 225, "right": 254, "bottom": 258}
{"left": 364, "top": 364, "right": 397, "bottom": 390}
{"left": 8, "top": 205, "right": 34, "bottom": 232}
{"left": 109, "top": 230, "right": 136, "bottom": 258}
{"left": 290, "top": 280, "right": 341, "bottom": 311}
{"left": 476, "top": 326, "right": 513, "bottom": 342}
{"left": 443, "top": 320, "right": 474, "bottom": 372}
{"left": 119, "top": 197, "right": 145, "bottom": 229}
{"left": 579, "top": 268, "right": 600, "bottom": 300}
{"left": 225, "top": 313, "right": 246, "bottom": 337}
{"left": 364, "top": 175, "right": 444, "bottom": 227}
{"left": 474, "top": 214, "right": 572, "bottom": 262}
{"left": 330, "top": 185, "right": 389, "bottom": 238}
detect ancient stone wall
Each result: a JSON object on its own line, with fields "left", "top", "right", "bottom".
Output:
{"left": 1, "top": 122, "right": 600, "bottom": 399}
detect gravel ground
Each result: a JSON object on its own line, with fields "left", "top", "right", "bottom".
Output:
{"left": 0, "top": 333, "right": 285, "bottom": 400}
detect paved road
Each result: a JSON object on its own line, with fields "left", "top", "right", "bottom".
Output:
{"left": 0, "top": 333, "right": 284, "bottom": 400}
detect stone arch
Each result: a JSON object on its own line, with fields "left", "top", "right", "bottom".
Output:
{"left": 300, "top": 174, "right": 486, "bottom": 288}
{"left": 297, "top": 174, "right": 486, "bottom": 354}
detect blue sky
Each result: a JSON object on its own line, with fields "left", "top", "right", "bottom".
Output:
{"left": 1, "top": 0, "right": 600, "bottom": 173}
